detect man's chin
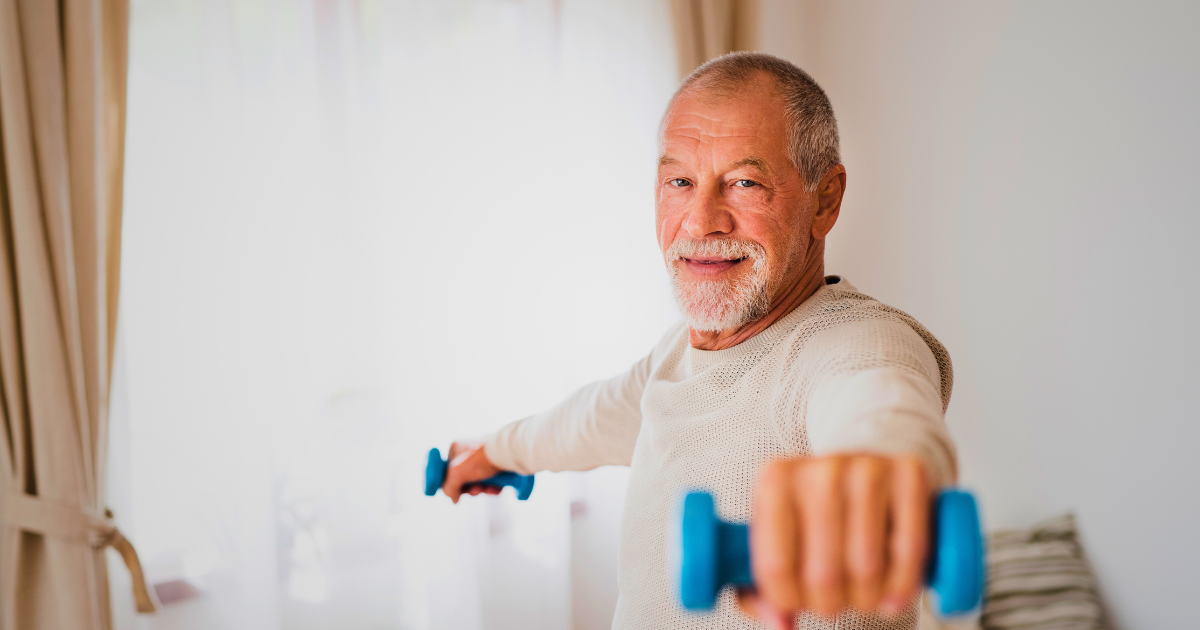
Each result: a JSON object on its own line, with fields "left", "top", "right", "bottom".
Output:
{"left": 682, "top": 309, "right": 751, "bottom": 332}
{"left": 676, "top": 294, "right": 748, "bottom": 332}
{"left": 676, "top": 282, "right": 773, "bottom": 331}
{"left": 682, "top": 317, "right": 735, "bottom": 333}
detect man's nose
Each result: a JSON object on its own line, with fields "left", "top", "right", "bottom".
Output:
{"left": 683, "top": 189, "right": 733, "bottom": 238}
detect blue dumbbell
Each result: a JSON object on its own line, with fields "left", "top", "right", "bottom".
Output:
{"left": 680, "top": 489, "right": 984, "bottom": 616}
{"left": 423, "top": 447, "right": 535, "bottom": 500}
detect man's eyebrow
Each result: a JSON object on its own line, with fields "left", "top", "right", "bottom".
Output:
{"left": 728, "top": 155, "right": 771, "bottom": 175}
{"left": 658, "top": 155, "right": 681, "bottom": 168}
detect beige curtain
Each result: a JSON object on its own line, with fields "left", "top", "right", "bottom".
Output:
{"left": 0, "top": 0, "right": 155, "bottom": 628}
{"left": 670, "top": 0, "right": 760, "bottom": 79}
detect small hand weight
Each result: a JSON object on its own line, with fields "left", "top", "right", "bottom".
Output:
{"left": 679, "top": 489, "right": 984, "bottom": 617}
{"left": 423, "top": 447, "right": 535, "bottom": 500}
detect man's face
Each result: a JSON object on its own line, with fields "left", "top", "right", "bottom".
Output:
{"left": 656, "top": 76, "right": 814, "bottom": 332}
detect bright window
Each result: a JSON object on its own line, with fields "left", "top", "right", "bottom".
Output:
{"left": 110, "top": 1, "right": 678, "bottom": 628}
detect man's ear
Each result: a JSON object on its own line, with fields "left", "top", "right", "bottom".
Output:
{"left": 811, "top": 165, "right": 846, "bottom": 240}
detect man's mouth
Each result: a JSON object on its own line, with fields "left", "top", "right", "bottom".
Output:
{"left": 679, "top": 256, "right": 748, "bottom": 276}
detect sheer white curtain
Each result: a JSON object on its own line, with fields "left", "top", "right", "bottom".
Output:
{"left": 108, "top": 1, "right": 678, "bottom": 629}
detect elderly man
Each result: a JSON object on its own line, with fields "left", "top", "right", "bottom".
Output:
{"left": 443, "top": 52, "right": 955, "bottom": 630}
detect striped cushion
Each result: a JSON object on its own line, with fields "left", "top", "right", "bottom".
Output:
{"left": 982, "top": 514, "right": 1104, "bottom": 630}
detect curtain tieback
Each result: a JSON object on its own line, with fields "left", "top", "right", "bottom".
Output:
{"left": 2, "top": 491, "right": 157, "bottom": 613}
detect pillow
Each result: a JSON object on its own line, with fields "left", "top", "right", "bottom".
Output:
{"left": 982, "top": 514, "right": 1105, "bottom": 630}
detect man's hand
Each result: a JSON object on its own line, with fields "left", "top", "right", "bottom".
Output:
{"left": 738, "top": 454, "right": 931, "bottom": 629}
{"left": 442, "top": 440, "right": 503, "bottom": 503}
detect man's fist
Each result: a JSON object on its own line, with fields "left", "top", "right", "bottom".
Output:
{"left": 442, "top": 440, "right": 503, "bottom": 503}
{"left": 739, "top": 454, "right": 931, "bottom": 628}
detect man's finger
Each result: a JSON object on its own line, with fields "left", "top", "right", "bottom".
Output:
{"left": 882, "top": 456, "right": 929, "bottom": 613}
{"left": 735, "top": 590, "right": 795, "bottom": 630}
{"left": 443, "top": 449, "right": 478, "bottom": 503}
{"left": 751, "top": 461, "right": 804, "bottom": 612}
{"left": 443, "top": 466, "right": 466, "bottom": 503}
{"left": 797, "top": 458, "right": 846, "bottom": 617}
{"left": 460, "top": 482, "right": 503, "bottom": 498}
{"left": 844, "top": 456, "right": 888, "bottom": 611}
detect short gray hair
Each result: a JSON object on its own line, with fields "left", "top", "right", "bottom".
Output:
{"left": 672, "top": 52, "right": 840, "bottom": 191}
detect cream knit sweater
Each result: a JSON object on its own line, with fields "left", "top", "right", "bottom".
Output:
{"left": 485, "top": 277, "right": 956, "bottom": 630}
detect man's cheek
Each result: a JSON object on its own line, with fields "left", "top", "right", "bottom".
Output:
{"left": 654, "top": 207, "right": 670, "bottom": 241}
{"left": 657, "top": 223, "right": 681, "bottom": 256}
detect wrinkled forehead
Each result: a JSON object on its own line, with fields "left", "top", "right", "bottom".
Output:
{"left": 658, "top": 79, "right": 789, "bottom": 161}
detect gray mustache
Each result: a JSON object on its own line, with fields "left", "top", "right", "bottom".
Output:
{"left": 665, "top": 238, "right": 766, "bottom": 262}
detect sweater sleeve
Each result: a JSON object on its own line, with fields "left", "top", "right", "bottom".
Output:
{"left": 802, "top": 320, "right": 958, "bottom": 488}
{"left": 483, "top": 352, "right": 652, "bottom": 475}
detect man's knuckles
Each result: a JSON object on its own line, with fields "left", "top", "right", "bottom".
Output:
{"left": 758, "top": 459, "right": 796, "bottom": 492}
{"left": 890, "top": 455, "right": 929, "bottom": 489}
{"left": 752, "top": 453, "right": 930, "bottom": 616}
{"left": 803, "top": 558, "right": 845, "bottom": 601}
{"left": 793, "top": 459, "right": 844, "bottom": 506}
{"left": 847, "top": 586, "right": 883, "bottom": 611}
{"left": 751, "top": 533, "right": 796, "bottom": 580}
{"left": 846, "top": 454, "right": 889, "bottom": 481}
{"left": 764, "top": 453, "right": 913, "bottom": 490}
{"left": 447, "top": 440, "right": 470, "bottom": 460}
{"left": 845, "top": 548, "right": 884, "bottom": 585}
{"left": 845, "top": 554, "right": 885, "bottom": 609}
{"left": 755, "top": 572, "right": 804, "bottom": 611}
{"left": 886, "top": 542, "right": 924, "bottom": 573}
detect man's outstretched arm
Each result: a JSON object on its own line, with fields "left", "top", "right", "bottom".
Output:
{"left": 441, "top": 352, "right": 652, "bottom": 502}
{"left": 741, "top": 321, "right": 956, "bottom": 627}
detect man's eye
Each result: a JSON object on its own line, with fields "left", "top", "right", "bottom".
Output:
{"left": 734, "top": 179, "right": 758, "bottom": 188}
{"left": 669, "top": 178, "right": 691, "bottom": 187}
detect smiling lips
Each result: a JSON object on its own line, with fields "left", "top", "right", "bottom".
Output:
{"left": 679, "top": 256, "right": 748, "bottom": 276}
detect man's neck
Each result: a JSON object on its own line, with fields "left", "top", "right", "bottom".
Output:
{"left": 688, "top": 255, "right": 827, "bottom": 351}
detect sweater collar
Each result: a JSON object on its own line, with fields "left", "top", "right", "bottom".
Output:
{"left": 686, "top": 275, "right": 853, "bottom": 369}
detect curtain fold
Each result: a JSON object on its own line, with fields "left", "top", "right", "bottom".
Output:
{"left": 669, "top": 0, "right": 760, "bottom": 79}
{"left": 0, "top": 0, "right": 153, "bottom": 628}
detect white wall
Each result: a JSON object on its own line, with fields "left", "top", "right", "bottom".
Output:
{"left": 761, "top": 2, "right": 1200, "bottom": 628}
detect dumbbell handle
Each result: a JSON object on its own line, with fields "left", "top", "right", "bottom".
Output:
{"left": 680, "top": 489, "right": 983, "bottom": 617}
{"left": 423, "top": 447, "right": 535, "bottom": 500}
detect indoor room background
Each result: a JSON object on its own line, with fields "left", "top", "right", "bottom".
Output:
{"left": 61, "top": 0, "right": 1200, "bottom": 629}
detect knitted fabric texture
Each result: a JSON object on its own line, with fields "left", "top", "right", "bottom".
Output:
{"left": 486, "top": 277, "right": 956, "bottom": 629}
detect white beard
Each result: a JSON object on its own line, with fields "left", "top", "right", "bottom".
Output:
{"left": 666, "top": 238, "right": 772, "bottom": 332}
